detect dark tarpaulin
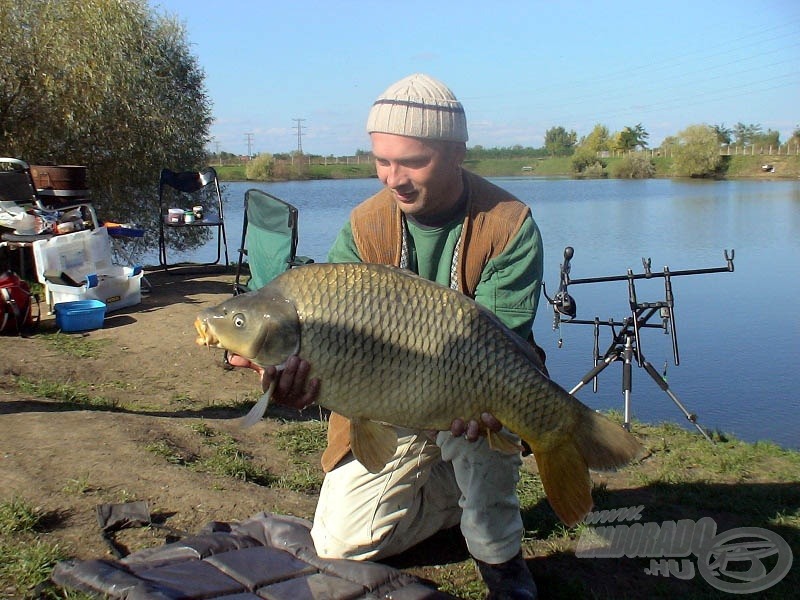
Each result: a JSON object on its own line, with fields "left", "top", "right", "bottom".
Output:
{"left": 52, "top": 511, "right": 458, "bottom": 600}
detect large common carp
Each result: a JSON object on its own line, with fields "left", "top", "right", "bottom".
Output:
{"left": 195, "top": 263, "right": 642, "bottom": 526}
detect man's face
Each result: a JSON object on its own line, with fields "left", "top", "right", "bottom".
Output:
{"left": 371, "top": 132, "right": 465, "bottom": 219}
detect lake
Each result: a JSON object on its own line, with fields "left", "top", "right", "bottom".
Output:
{"left": 145, "top": 177, "right": 800, "bottom": 450}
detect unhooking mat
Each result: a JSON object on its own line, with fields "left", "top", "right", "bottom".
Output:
{"left": 52, "top": 511, "right": 458, "bottom": 599}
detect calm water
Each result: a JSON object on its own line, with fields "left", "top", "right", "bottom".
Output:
{"left": 147, "top": 177, "right": 800, "bottom": 449}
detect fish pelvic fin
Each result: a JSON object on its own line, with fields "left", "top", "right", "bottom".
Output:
{"left": 528, "top": 409, "right": 643, "bottom": 527}
{"left": 487, "top": 429, "right": 525, "bottom": 454}
{"left": 350, "top": 418, "right": 398, "bottom": 473}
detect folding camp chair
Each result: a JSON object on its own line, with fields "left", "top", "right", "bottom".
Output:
{"left": 233, "top": 188, "right": 313, "bottom": 294}
{"left": 157, "top": 167, "right": 229, "bottom": 270}
{"left": 1, "top": 158, "right": 99, "bottom": 277}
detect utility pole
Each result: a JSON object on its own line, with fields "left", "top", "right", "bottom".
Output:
{"left": 292, "top": 118, "right": 306, "bottom": 154}
{"left": 244, "top": 132, "right": 254, "bottom": 158}
{"left": 214, "top": 140, "right": 221, "bottom": 166}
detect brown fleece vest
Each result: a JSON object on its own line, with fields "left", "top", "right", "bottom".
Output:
{"left": 321, "top": 170, "right": 531, "bottom": 472}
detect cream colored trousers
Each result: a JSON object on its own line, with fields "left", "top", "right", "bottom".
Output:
{"left": 311, "top": 427, "right": 523, "bottom": 565}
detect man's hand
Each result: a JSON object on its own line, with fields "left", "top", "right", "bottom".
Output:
{"left": 450, "top": 413, "right": 502, "bottom": 441}
{"left": 226, "top": 354, "right": 320, "bottom": 410}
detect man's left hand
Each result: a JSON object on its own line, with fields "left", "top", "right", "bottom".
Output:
{"left": 450, "top": 413, "right": 502, "bottom": 441}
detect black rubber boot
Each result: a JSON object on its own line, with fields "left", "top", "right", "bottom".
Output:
{"left": 475, "top": 551, "right": 538, "bottom": 600}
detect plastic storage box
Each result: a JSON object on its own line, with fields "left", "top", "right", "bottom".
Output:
{"left": 32, "top": 226, "right": 143, "bottom": 313}
{"left": 54, "top": 300, "right": 106, "bottom": 332}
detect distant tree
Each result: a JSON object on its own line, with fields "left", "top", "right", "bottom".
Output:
{"left": 712, "top": 124, "right": 733, "bottom": 145}
{"left": 733, "top": 122, "right": 763, "bottom": 146}
{"left": 579, "top": 124, "right": 611, "bottom": 153}
{"left": 672, "top": 125, "right": 722, "bottom": 177}
{"left": 0, "top": 0, "right": 211, "bottom": 255}
{"left": 614, "top": 123, "right": 649, "bottom": 151}
{"left": 790, "top": 128, "right": 800, "bottom": 147}
{"left": 660, "top": 136, "right": 680, "bottom": 154}
{"left": 752, "top": 129, "right": 780, "bottom": 149}
{"left": 544, "top": 126, "right": 577, "bottom": 157}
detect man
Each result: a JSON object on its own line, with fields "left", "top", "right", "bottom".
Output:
{"left": 230, "top": 73, "right": 544, "bottom": 600}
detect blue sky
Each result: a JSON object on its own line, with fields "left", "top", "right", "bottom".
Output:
{"left": 151, "top": 0, "right": 799, "bottom": 157}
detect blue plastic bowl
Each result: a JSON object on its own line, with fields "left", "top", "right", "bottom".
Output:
{"left": 54, "top": 299, "right": 107, "bottom": 332}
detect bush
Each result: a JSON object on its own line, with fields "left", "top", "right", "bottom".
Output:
{"left": 613, "top": 153, "right": 656, "bottom": 178}
{"left": 245, "top": 153, "right": 274, "bottom": 180}
{"left": 571, "top": 148, "right": 607, "bottom": 177}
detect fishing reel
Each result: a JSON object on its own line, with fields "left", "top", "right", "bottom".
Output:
{"left": 542, "top": 246, "right": 577, "bottom": 340}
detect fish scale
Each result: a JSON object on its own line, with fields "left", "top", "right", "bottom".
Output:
{"left": 195, "top": 262, "right": 643, "bottom": 526}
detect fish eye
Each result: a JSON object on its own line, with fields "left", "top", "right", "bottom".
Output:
{"left": 233, "top": 313, "right": 246, "bottom": 328}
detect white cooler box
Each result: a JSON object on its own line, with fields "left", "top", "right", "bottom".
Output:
{"left": 32, "top": 226, "right": 143, "bottom": 313}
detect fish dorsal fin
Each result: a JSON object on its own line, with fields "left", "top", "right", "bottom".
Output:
{"left": 350, "top": 418, "right": 398, "bottom": 473}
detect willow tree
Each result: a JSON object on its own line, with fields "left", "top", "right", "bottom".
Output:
{"left": 0, "top": 0, "right": 211, "bottom": 252}
{"left": 672, "top": 125, "right": 722, "bottom": 178}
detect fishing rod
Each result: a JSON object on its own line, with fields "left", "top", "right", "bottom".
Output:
{"left": 542, "top": 247, "right": 735, "bottom": 441}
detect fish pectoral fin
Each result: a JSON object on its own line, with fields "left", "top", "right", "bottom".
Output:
{"left": 350, "top": 418, "right": 398, "bottom": 474}
{"left": 487, "top": 429, "right": 525, "bottom": 454}
{"left": 239, "top": 380, "right": 275, "bottom": 428}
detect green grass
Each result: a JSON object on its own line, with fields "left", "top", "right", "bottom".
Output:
{"left": 0, "top": 538, "right": 68, "bottom": 598}
{"left": 273, "top": 420, "right": 328, "bottom": 455}
{"left": 216, "top": 164, "right": 246, "bottom": 180}
{"left": 145, "top": 423, "right": 278, "bottom": 486}
{"left": 40, "top": 332, "right": 110, "bottom": 359}
{"left": 217, "top": 153, "right": 800, "bottom": 182}
{"left": 0, "top": 498, "right": 65, "bottom": 598}
{"left": 0, "top": 498, "right": 45, "bottom": 535}
{"left": 15, "top": 377, "right": 120, "bottom": 410}
{"left": 271, "top": 421, "right": 328, "bottom": 493}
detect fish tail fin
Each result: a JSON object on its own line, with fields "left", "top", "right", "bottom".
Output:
{"left": 533, "top": 443, "right": 592, "bottom": 527}
{"left": 576, "top": 408, "right": 644, "bottom": 471}
{"left": 529, "top": 409, "right": 643, "bottom": 527}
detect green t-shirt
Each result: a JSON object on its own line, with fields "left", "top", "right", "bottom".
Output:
{"left": 327, "top": 214, "right": 543, "bottom": 340}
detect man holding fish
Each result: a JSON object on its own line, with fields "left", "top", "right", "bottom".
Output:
{"left": 227, "top": 73, "right": 550, "bottom": 600}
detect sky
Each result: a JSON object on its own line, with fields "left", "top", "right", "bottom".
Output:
{"left": 151, "top": 0, "right": 800, "bottom": 157}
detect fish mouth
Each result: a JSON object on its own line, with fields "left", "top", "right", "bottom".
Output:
{"left": 194, "top": 317, "right": 219, "bottom": 348}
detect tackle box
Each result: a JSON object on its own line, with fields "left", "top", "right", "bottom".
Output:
{"left": 32, "top": 226, "right": 143, "bottom": 313}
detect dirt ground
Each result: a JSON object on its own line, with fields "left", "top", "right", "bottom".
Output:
{"left": 0, "top": 267, "right": 320, "bottom": 562}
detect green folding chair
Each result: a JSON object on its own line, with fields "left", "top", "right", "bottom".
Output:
{"left": 233, "top": 189, "right": 313, "bottom": 294}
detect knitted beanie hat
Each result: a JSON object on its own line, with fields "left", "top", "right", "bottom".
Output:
{"left": 366, "top": 73, "right": 468, "bottom": 142}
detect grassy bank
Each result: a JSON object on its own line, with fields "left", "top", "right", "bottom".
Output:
{"left": 217, "top": 153, "right": 800, "bottom": 182}
{"left": 2, "top": 407, "right": 798, "bottom": 598}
